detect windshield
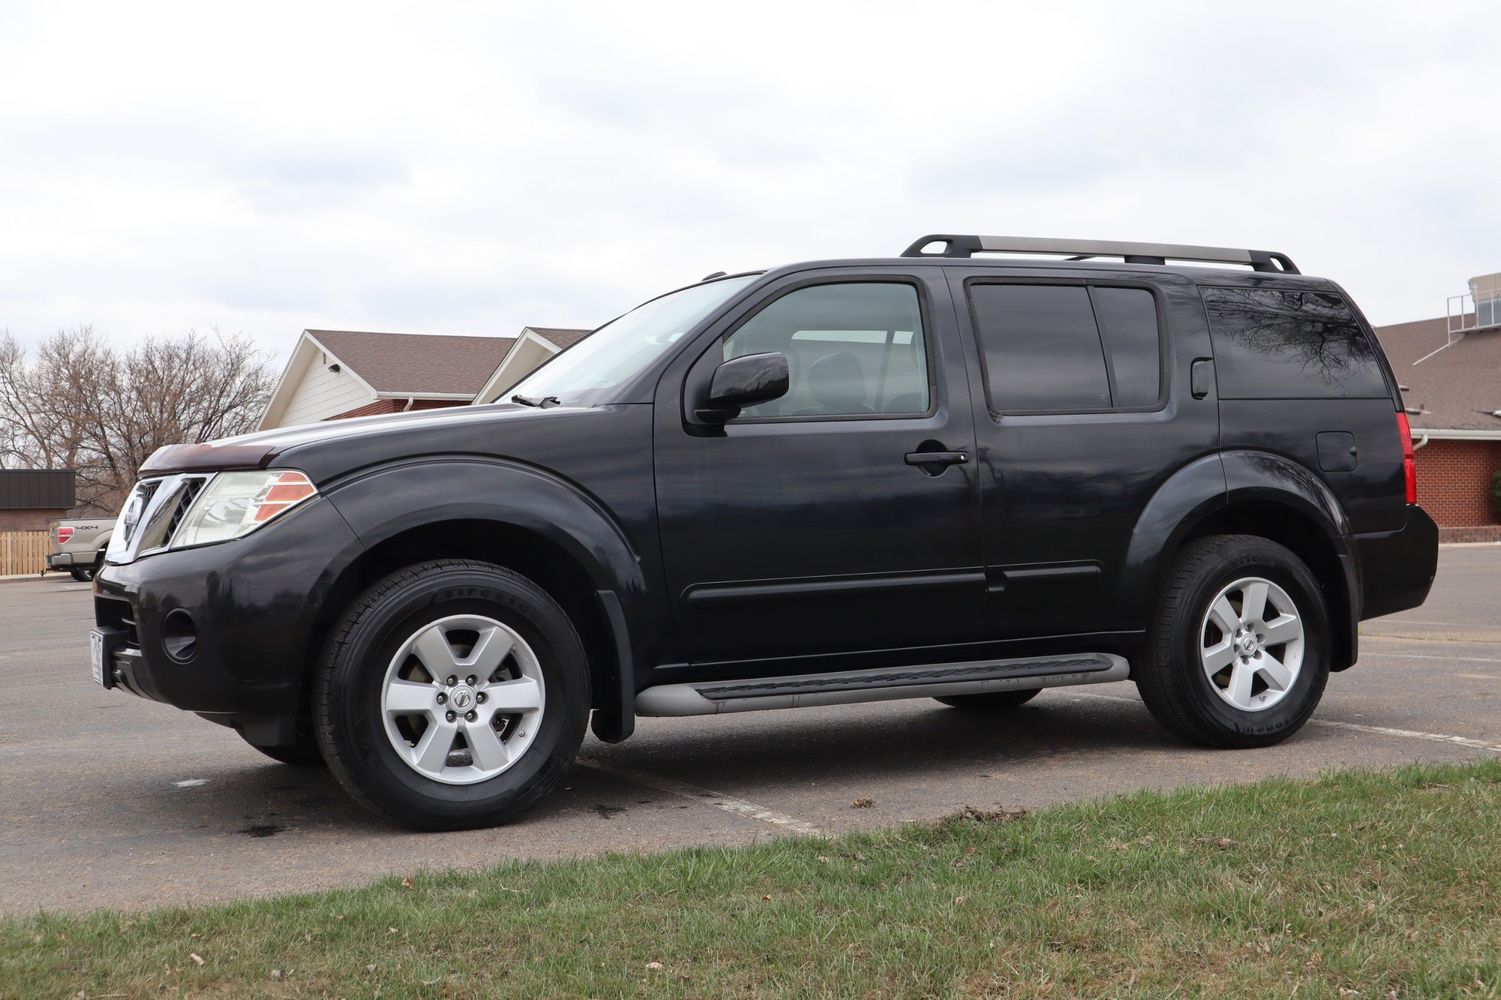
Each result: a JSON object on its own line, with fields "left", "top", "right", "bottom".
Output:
{"left": 508, "top": 274, "right": 758, "bottom": 404}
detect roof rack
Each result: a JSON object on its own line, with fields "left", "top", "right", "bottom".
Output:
{"left": 900, "top": 234, "right": 1299, "bottom": 274}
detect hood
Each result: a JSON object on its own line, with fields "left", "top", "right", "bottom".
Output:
{"left": 140, "top": 402, "right": 585, "bottom": 478}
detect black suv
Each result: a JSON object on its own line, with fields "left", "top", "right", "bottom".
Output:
{"left": 90, "top": 234, "right": 1438, "bottom": 830}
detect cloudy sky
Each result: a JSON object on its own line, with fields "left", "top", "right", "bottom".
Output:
{"left": 2, "top": 1, "right": 1498, "bottom": 358}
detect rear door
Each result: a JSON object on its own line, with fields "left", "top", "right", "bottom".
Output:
{"left": 653, "top": 268, "right": 986, "bottom": 670}
{"left": 946, "top": 267, "right": 1220, "bottom": 639}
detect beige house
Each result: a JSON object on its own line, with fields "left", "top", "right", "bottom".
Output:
{"left": 259, "top": 326, "right": 591, "bottom": 430}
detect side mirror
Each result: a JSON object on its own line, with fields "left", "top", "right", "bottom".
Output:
{"left": 699, "top": 352, "right": 789, "bottom": 422}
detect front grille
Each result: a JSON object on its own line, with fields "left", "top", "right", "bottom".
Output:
{"left": 131, "top": 475, "right": 211, "bottom": 554}
{"left": 163, "top": 478, "right": 206, "bottom": 542}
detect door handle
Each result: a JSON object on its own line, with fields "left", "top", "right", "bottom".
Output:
{"left": 904, "top": 450, "right": 969, "bottom": 467}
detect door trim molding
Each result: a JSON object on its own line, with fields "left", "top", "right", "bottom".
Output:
{"left": 683, "top": 568, "right": 985, "bottom": 604}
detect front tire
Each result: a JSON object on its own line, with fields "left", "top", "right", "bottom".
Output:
{"left": 1136, "top": 534, "right": 1329, "bottom": 749}
{"left": 314, "top": 560, "right": 590, "bottom": 831}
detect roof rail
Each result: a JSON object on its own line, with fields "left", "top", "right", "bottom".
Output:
{"left": 900, "top": 234, "right": 1300, "bottom": 274}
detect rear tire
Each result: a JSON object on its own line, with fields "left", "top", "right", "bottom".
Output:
{"left": 69, "top": 566, "right": 94, "bottom": 583}
{"left": 314, "top": 559, "right": 590, "bottom": 831}
{"left": 934, "top": 689, "right": 1041, "bottom": 710}
{"left": 1136, "top": 534, "right": 1329, "bottom": 749}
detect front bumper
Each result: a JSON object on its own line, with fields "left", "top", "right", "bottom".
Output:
{"left": 1353, "top": 505, "right": 1440, "bottom": 621}
{"left": 92, "top": 496, "right": 364, "bottom": 719}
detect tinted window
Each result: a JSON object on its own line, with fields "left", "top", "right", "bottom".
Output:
{"left": 970, "top": 284, "right": 1112, "bottom": 411}
{"left": 723, "top": 283, "right": 929, "bottom": 417}
{"left": 1092, "top": 287, "right": 1161, "bottom": 407}
{"left": 1202, "top": 287, "right": 1387, "bottom": 399}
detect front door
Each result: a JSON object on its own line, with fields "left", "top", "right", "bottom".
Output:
{"left": 654, "top": 269, "right": 984, "bottom": 671}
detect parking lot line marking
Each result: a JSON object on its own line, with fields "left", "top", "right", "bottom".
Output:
{"left": 1312, "top": 720, "right": 1501, "bottom": 755}
{"left": 1068, "top": 691, "right": 1138, "bottom": 705}
{"left": 1370, "top": 619, "right": 1491, "bottom": 629}
{"left": 1066, "top": 691, "right": 1501, "bottom": 754}
{"left": 1359, "top": 651, "right": 1501, "bottom": 665}
{"left": 576, "top": 758, "right": 825, "bottom": 837}
{"left": 1455, "top": 673, "right": 1494, "bottom": 681}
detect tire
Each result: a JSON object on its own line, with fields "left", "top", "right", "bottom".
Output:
{"left": 241, "top": 728, "right": 324, "bottom": 767}
{"left": 1136, "top": 534, "right": 1330, "bottom": 749}
{"left": 314, "top": 559, "right": 590, "bottom": 831}
{"left": 69, "top": 566, "right": 93, "bottom": 583}
{"left": 934, "top": 689, "right": 1041, "bottom": 710}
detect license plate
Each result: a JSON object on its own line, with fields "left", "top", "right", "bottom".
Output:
{"left": 90, "top": 628, "right": 111, "bottom": 688}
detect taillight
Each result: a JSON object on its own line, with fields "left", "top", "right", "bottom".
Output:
{"left": 1395, "top": 412, "right": 1417, "bottom": 505}
{"left": 56, "top": 526, "right": 73, "bottom": 544}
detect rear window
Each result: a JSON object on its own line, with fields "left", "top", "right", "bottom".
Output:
{"left": 1201, "top": 287, "right": 1388, "bottom": 399}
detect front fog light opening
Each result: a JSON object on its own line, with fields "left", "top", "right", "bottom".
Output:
{"left": 161, "top": 609, "right": 198, "bottom": 663}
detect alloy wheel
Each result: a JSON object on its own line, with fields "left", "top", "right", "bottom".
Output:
{"left": 1198, "top": 576, "right": 1304, "bottom": 713}
{"left": 380, "top": 614, "right": 546, "bottom": 784}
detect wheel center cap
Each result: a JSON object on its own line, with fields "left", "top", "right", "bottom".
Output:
{"left": 449, "top": 685, "right": 476, "bottom": 712}
{"left": 1238, "top": 634, "right": 1259, "bottom": 657}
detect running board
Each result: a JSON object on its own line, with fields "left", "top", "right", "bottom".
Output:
{"left": 635, "top": 653, "right": 1130, "bottom": 717}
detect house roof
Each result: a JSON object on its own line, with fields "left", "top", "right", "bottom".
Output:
{"left": 1371, "top": 316, "right": 1501, "bottom": 433}
{"left": 523, "top": 327, "right": 593, "bottom": 351}
{"left": 306, "top": 329, "right": 516, "bottom": 396}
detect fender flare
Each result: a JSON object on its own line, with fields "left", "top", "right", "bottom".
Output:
{"left": 1121, "top": 450, "right": 1359, "bottom": 667}
{"left": 323, "top": 457, "right": 650, "bottom": 740}
{"left": 1118, "top": 452, "right": 1228, "bottom": 625}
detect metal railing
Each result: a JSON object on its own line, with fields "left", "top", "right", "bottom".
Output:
{"left": 1447, "top": 288, "right": 1501, "bottom": 337}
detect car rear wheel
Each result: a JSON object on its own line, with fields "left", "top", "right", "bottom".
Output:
{"left": 934, "top": 689, "right": 1041, "bottom": 710}
{"left": 1136, "top": 534, "right": 1329, "bottom": 749}
{"left": 314, "top": 559, "right": 589, "bottom": 831}
{"left": 69, "top": 565, "right": 94, "bottom": 583}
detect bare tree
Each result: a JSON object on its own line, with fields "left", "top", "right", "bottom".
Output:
{"left": 0, "top": 328, "right": 275, "bottom": 513}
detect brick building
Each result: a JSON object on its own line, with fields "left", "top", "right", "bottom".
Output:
{"left": 1373, "top": 272, "right": 1501, "bottom": 542}
{"left": 258, "top": 326, "right": 592, "bottom": 430}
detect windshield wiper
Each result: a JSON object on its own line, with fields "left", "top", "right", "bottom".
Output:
{"left": 510, "top": 394, "right": 562, "bottom": 408}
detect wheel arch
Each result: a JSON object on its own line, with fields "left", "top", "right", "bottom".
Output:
{"left": 311, "top": 459, "right": 654, "bottom": 742}
{"left": 1124, "top": 450, "right": 1359, "bottom": 671}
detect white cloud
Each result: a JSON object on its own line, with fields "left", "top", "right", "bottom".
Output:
{"left": 1, "top": 0, "right": 1498, "bottom": 359}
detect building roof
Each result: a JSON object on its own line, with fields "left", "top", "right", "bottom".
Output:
{"left": 0, "top": 469, "right": 75, "bottom": 510}
{"left": 306, "top": 330, "right": 517, "bottom": 396}
{"left": 523, "top": 326, "right": 593, "bottom": 351}
{"left": 1372, "top": 316, "right": 1501, "bottom": 434}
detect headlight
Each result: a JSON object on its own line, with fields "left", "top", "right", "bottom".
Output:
{"left": 170, "top": 470, "right": 318, "bottom": 549}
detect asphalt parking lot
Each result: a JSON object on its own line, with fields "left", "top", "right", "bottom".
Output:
{"left": 2, "top": 546, "right": 1498, "bottom": 915}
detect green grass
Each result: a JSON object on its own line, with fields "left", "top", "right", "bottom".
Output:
{"left": 6, "top": 762, "right": 1501, "bottom": 999}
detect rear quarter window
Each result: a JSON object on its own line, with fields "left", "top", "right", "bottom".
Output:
{"left": 1201, "top": 286, "right": 1388, "bottom": 399}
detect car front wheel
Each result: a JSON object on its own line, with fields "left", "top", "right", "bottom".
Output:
{"left": 314, "top": 559, "right": 590, "bottom": 830}
{"left": 1136, "top": 534, "right": 1329, "bottom": 749}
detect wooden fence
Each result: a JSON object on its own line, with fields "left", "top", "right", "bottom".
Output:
{"left": 0, "top": 531, "right": 49, "bottom": 576}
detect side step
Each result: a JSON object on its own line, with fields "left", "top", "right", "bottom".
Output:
{"left": 635, "top": 653, "right": 1130, "bottom": 717}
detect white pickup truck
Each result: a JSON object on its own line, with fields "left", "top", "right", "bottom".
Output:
{"left": 46, "top": 518, "right": 112, "bottom": 582}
